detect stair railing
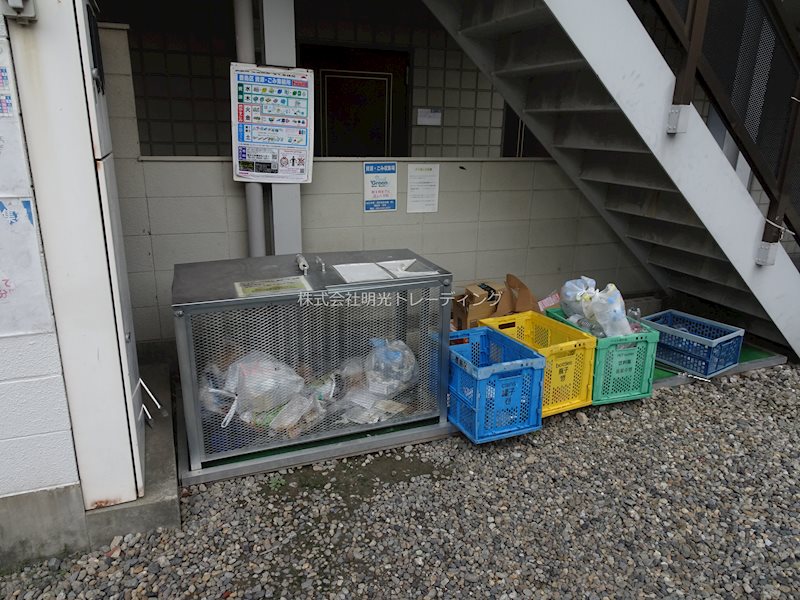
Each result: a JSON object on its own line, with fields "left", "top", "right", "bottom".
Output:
{"left": 652, "top": 0, "right": 800, "bottom": 249}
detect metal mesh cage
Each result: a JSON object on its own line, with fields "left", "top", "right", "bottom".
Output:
{"left": 704, "top": 0, "right": 798, "bottom": 176}
{"left": 185, "top": 286, "right": 443, "bottom": 462}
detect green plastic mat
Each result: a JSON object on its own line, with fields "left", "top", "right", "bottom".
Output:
{"left": 653, "top": 344, "right": 777, "bottom": 381}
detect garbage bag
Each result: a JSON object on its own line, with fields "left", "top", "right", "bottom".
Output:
{"left": 364, "top": 339, "right": 418, "bottom": 398}
{"left": 560, "top": 276, "right": 597, "bottom": 318}
{"left": 338, "top": 356, "right": 366, "bottom": 393}
{"left": 591, "top": 284, "right": 632, "bottom": 337}
{"left": 270, "top": 394, "right": 324, "bottom": 433}
{"left": 221, "top": 351, "right": 304, "bottom": 427}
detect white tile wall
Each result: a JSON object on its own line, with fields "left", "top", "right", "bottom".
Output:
{"left": 422, "top": 222, "right": 479, "bottom": 254}
{"left": 296, "top": 158, "right": 657, "bottom": 325}
{"left": 364, "top": 225, "right": 424, "bottom": 252}
{"left": 303, "top": 227, "right": 364, "bottom": 253}
{"left": 477, "top": 221, "right": 530, "bottom": 250}
{"left": 128, "top": 271, "right": 157, "bottom": 308}
{"left": 479, "top": 191, "right": 531, "bottom": 221}
{"left": 295, "top": 15, "right": 505, "bottom": 158}
{"left": 0, "top": 334, "right": 63, "bottom": 381}
{"left": 147, "top": 196, "right": 228, "bottom": 235}
{"left": 143, "top": 162, "right": 225, "bottom": 197}
{"left": 105, "top": 74, "right": 137, "bottom": 119}
{"left": 0, "top": 432, "right": 80, "bottom": 497}
{"left": 112, "top": 157, "right": 659, "bottom": 340}
{"left": 132, "top": 306, "right": 161, "bottom": 342}
{"left": 423, "top": 191, "right": 480, "bottom": 223}
{"left": 119, "top": 196, "right": 149, "bottom": 236}
{"left": 476, "top": 249, "right": 528, "bottom": 280}
{"left": 481, "top": 162, "right": 535, "bottom": 191}
{"left": 101, "top": 29, "right": 657, "bottom": 342}
{"left": 0, "top": 376, "right": 70, "bottom": 442}
{"left": 151, "top": 233, "right": 229, "bottom": 270}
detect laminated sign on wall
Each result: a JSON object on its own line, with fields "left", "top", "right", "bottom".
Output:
{"left": 230, "top": 63, "right": 314, "bottom": 183}
{"left": 363, "top": 162, "right": 397, "bottom": 212}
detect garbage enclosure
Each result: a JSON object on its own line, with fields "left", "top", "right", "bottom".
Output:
{"left": 173, "top": 249, "right": 452, "bottom": 480}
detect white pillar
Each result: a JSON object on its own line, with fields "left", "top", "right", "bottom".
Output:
{"left": 9, "top": 0, "right": 138, "bottom": 508}
{"left": 262, "top": 0, "right": 303, "bottom": 255}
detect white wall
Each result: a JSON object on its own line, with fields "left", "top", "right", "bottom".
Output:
{"left": 0, "top": 17, "right": 78, "bottom": 499}
{"left": 100, "top": 25, "right": 657, "bottom": 344}
{"left": 303, "top": 159, "right": 656, "bottom": 295}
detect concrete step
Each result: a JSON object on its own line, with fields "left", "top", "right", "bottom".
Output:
{"left": 84, "top": 364, "right": 180, "bottom": 548}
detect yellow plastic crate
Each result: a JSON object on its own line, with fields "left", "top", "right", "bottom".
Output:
{"left": 479, "top": 311, "right": 596, "bottom": 417}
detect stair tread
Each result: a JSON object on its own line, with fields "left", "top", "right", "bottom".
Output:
{"left": 648, "top": 247, "right": 749, "bottom": 292}
{"left": 665, "top": 275, "right": 768, "bottom": 320}
{"left": 554, "top": 138, "right": 649, "bottom": 154}
{"left": 494, "top": 58, "right": 587, "bottom": 79}
{"left": 460, "top": 5, "right": 551, "bottom": 39}
{"left": 580, "top": 167, "right": 677, "bottom": 192}
{"left": 526, "top": 103, "right": 619, "bottom": 114}
{"left": 605, "top": 200, "right": 704, "bottom": 228}
{"left": 627, "top": 230, "right": 727, "bottom": 261}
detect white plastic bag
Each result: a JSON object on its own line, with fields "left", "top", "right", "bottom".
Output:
{"left": 560, "top": 276, "right": 597, "bottom": 318}
{"left": 221, "top": 351, "right": 304, "bottom": 427}
{"left": 270, "top": 394, "right": 324, "bottom": 432}
{"left": 364, "top": 339, "right": 418, "bottom": 398}
{"left": 591, "top": 284, "right": 632, "bottom": 337}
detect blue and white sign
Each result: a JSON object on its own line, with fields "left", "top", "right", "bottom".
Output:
{"left": 363, "top": 162, "right": 397, "bottom": 212}
{"left": 230, "top": 62, "right": 314, "bottom": 183}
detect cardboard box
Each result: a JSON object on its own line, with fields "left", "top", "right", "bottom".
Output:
{"left": 452, "top": 280, "right": 507, "bottom": 330}
{"left": 451, "top": 275, "right": 539, "bottom": 330}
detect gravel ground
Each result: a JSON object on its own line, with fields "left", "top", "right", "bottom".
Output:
{"left": 2, "top": 364, "right": 799, "bottom": 599}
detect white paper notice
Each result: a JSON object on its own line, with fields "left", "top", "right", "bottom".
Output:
{"left": 417, "top": 108, "right": 442, "bottom": 126}
{"left": 407, "top": 164, "right": 439, "bottom": 213}
{"left": 333, "top": 263, "right": 393, "bottom": 283}
{"left": 230, "top": 63, "right": 314, "bottom": 183}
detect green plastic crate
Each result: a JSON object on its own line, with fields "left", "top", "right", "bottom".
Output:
{"left": 545, "top": 308, "right": 659, "bottom": 405}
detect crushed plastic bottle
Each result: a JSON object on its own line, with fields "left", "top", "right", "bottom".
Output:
{"left": 591, "top": 284, "right": 632, "bottom": 337}
{"left": 567, "top": 314, "right": 606, "bottom": 338}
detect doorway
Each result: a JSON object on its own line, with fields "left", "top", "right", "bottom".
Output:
{"left": 298, "top": 45, "right": 409, "bottom": 157}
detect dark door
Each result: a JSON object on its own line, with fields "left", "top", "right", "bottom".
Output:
{"left": 298, "top": 45, "right": 409, "bottom": 157}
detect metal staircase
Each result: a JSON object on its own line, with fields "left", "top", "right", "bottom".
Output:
{"left": 423, "top": 0, "right": 800, "bottom": 354}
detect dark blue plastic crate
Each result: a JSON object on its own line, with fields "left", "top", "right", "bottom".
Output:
{"left": 448, "top": 327, "right": 545, "bottom": 443}
{"left": 642, "top": 310, "right": 744, "bottom": 377}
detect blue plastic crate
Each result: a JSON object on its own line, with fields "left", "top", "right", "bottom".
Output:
{"left": 448, "top": 327, "right": 545, "bottom": 444}
{"left": 642, "top": 310, "right": 744, "bottom": 377}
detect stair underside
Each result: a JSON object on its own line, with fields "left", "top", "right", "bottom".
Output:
{"left": 423, "top": 0, "right": 786, "bottom": 344}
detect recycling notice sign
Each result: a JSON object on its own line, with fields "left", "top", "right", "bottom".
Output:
{"left": 230, "top": 63, "right": 314, "bottom": 183}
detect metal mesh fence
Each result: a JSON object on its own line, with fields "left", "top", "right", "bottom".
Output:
{"left": 186, "top": 286, "right": 443, "bottom": 461}
{"left": 704, "top": 0, "right": 797, "bottom": 177}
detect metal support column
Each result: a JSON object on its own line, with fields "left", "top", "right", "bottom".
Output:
{"left": 262, "top": 0, "right": 303, "bottom": 255}
{"left": 234, "top": 0, "right": 267, "bottom": 257}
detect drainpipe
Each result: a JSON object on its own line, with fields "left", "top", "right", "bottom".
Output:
{"left": 234, "top": 0, "right": 267, "bottom": 257}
